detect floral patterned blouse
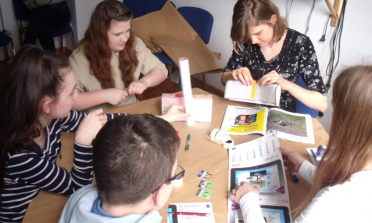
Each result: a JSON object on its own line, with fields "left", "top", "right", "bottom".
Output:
{"left": 223, "top": 29, "right": 326, "bottom": 112}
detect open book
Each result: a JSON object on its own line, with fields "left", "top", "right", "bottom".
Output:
{"left": 224, "top": 80, "right": 281, "bottom": 107}
{"left": 220, "top": 105, "right": 314, "bottom": 144}
{"left": 228, "top": 132, "right": 292, "bottom": 223}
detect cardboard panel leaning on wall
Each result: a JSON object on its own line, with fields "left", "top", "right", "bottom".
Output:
{"left": 131, "top": 1, "right": 223, "bottom": 75}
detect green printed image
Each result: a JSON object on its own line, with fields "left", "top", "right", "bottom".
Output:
{"left": 267, "top": 110, "right": 307, "bottom": 137}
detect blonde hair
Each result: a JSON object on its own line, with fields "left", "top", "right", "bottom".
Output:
{"left": 231, "top": 0, "right": 287, "bottom": 52}
{"left": 293, "top": 65, "right": 372, "bottom": 218}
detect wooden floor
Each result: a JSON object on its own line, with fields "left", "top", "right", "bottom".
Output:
{"left": 0, "top": 48, "right": 223, "bottom": 100}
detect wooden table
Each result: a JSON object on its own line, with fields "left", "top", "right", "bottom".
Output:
{"left": 23, "top": 88, "right": 329, "bottom": 222}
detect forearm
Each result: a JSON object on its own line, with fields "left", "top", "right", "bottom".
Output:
{"left": 240, "top": 193, "right": 266, "bottom": 223}
{"left": 70, "top": 141, "right": 94, "bottom": 191}
{"left": 298, "top": 160, "right": 316, "bottom": 185}
{"left": 286, "top": 82, "right": 328, "bottom": 112}
{"left": 140, "top": 68, "right": 167, "bottom": 88}
{"left": 73, "top": 91, "right": 110, "bottom": 111}
{"left": 221, "top": 72, "right": 232, "bottom": 86}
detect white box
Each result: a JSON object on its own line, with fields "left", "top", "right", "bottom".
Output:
{"left": 161, "top": 93, "right": 213, "bottom": 122}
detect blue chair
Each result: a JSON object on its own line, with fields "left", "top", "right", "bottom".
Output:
{"left": 0, "top": 30, "right": 16, "bottom": 60}
{"left": 12, "top": 0, "right": 75, "bottom": 50}
{"left": 124, "top": 0, "right": 175, "bottom": 76}
{"left": 177, "top": 6, "right": 215, "bottom": 89}
{"left": 295, "top": 75, "right": 318, "bottom": 117}
{"left": 177, "top": 7, "right": 213, "bottom": 45}
{"left": 123, "top": 0, "right": 148, "bottom": 18}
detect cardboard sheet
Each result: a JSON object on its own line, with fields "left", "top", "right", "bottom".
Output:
{"left": 131, "top": 1, "right": 223, "bottom": 75}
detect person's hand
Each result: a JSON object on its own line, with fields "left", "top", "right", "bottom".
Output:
{"left": 75, "top": 109, "right": 107, "bottom": 145}
{"left": 104, "top": 88, "right": 128, "bottom": 105}
{"left": 231, "top": 67, "right": 255, "bottom": 86}
{"left": 160, "top": 105, "right": 190, "bottom": 123}
{"left": 229, "top": 182, "right": 260, "bottom": 203}
{"left": 281, "top": 147, "right": 305, "bottom": 172}
{"left": 257, "top": 70, "right": 292, "bottom": 90}
{"left": 127, "top": 80, "right": 149, "bottom": 95}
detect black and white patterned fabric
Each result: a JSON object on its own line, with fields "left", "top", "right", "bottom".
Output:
{"left": 224, "top": 29, "right": 326, "bottom": 112}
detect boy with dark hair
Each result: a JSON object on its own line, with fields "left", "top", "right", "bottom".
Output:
{"left": 59, "top": 114, "right": 183, "bottom": 222}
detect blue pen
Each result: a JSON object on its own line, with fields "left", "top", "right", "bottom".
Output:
{"left": 291, "top": 172, "right": 299, "bottom": 183}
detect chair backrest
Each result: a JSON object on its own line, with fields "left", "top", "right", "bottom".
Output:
{"left": 0, "top": 31, "right": 12, "bottom": 47}
{"left": 13, "top": 0, "right": 31, "bottom": 21}
{"left": 144, "top": 0, "right": 168, "bottom": 15}
{"left": 295, "top": 75, "right": 317, "bottom": 118}
{"left": 123, "top": 0, "right": 148, "bottom": 18}
{"left": 177, "top": 7, "right": 213, "bottom": 44}
{"left": 124, "top": 0, "right": 173, "bottom": 18}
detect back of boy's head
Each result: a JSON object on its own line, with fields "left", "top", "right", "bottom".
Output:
{"left": 93, "top": 114, "right": 180, "bottom": 205}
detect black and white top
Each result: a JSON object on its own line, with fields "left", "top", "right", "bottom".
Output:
{"left": 0, "top": 110, "right": 121, "bottom": 222}
{"left": 224, "top": 29, "right": 326, "bottom": 112}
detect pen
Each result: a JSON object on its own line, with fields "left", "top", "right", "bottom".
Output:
{"left": 167, "top": 212, "right": 209, "bottom": 216}
{"left": 185, "top": 134, "right": 191, "bottom": 151}
{"left": 291, "top": 172, "right": 299, "bottom": 183}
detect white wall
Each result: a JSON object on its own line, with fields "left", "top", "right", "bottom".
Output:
{"left": 171, "top": 0, "right": 372, "bottom": 133}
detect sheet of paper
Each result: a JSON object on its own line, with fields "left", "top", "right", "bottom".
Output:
{"left": 228, "top": 132, "right": 292, "bottom": 223}
{"left": 167, "top": 202, "right": 215, "bottom": 223}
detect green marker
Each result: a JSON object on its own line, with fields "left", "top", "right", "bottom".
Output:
{"left": 185, "top": 134, "right": 191, "bottom": 151}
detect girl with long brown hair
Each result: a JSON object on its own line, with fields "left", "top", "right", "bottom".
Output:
{"left": 230, "top": 65, "right": 372, "bottom": 222}
{"left": 70, "top": 0, "right": 167, "bottom": 112}
{"left": 221, "top": 0, "right": 327, "bottom": 113}
{"left": 0, "top": 45, "right": 110, "bottom": 222}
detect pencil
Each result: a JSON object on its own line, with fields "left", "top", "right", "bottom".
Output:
{"left": 167, "top": 212, "right": 209, "bottom": 216}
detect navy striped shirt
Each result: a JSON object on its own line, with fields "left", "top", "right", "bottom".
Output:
{"left": 0, "top": 110, "right": 121, "bottom": 222}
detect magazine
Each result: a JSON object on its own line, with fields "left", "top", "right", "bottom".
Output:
{"left": 224, "top": 80, "right": 281, "bottom": 107}
{"left": 220, "top": 105, "right": 315, "bottom": 144}
{"left": 167, "top": 202, "right": 215, "bottom": 223}
{"left": 228, "top": 132, "right": 292, "bottom": 223}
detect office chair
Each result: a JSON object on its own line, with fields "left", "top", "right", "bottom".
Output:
{"left": 12, "top": 0, "right": 75, "bottom": 50}
{"left": 295, "top": 75, "right": 318, "bottom": 117}
{"left": 123, "top": 0, "right": 148, "bottom": 18}
{"left": 0, "top": 30, "right": 16, "bottom": 60}
{"left": 124, "top": 0, "right": 175, "bottom": 77}
{"left": 177, "top": 6, "right": 216, "bottom": 90}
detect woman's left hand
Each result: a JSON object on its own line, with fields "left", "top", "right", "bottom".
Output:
{"left": 126, "top": 80, "right": 149, "bottom": 95}
{"left": 257, "top": 71, "right": 292, "bottom": 91}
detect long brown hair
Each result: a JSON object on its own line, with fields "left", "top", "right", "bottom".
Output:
{"left": 293, "top": 65, "right": 372, "bottom": 218}
{"left": 0, "top": 45, "right": 71, "bottom": 200}
{"left": 231, "top": 0, "right": 287, "bottom": 52}
{"left": 79, "top": 0, "right": 138, "bottom": 89}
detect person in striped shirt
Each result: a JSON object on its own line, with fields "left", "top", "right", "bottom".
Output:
{"left": 0, "top": 45, "right": 188, "bottom": 222}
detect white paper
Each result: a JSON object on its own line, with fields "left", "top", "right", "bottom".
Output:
{"left": 179, "top": 57, "right": 195, "bottom": 126}
{"left": 224, "top": 80, "right": 281, "bottom": 107}
{"left": 167, "top": 202, "right": 215, "bottom": 223}
{"left": 228, "top": 132, "right": 292, "bottom": 223}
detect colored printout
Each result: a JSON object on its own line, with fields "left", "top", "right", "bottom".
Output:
{"left": 228, "top": 132, "right": 292, "bottom": 223}
{"left": 221, "top": 105, "right": 315, "bottom": 144}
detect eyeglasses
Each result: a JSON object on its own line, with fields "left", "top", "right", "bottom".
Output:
{"left": 151, "top": 165, "right": 185, "bottom": 194}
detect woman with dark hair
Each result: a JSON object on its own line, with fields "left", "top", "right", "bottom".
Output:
{"left": 230, "top": 65, "right": 372, "bottom": 222}
{"left": 0, "top": 45, "right": 186, "bottom": 222}
{"left": 221, "top": 0, "right": 327, "bottom": 113}
{"left": 70, "top": 0, "right": 167, "bottom": 112}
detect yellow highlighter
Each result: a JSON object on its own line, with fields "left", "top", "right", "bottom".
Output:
{"left": 251, "top": 81, "right": 257, "bottom": 99}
